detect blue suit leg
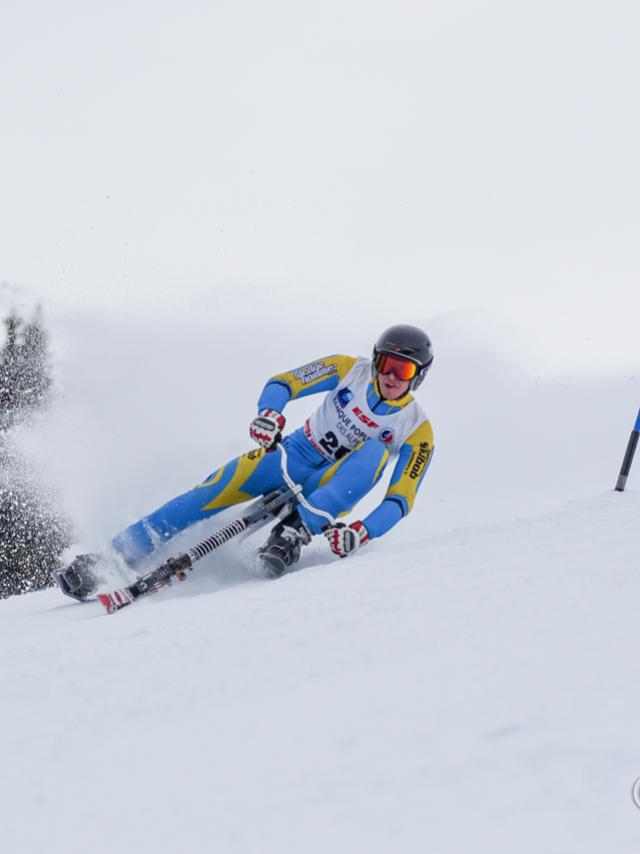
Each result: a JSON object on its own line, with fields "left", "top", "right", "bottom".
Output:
{"left": 112, "top": 447, "right": 285, "bottom": 567}
{"left": 297, "top": 440, "right": 390, "bottom": 534}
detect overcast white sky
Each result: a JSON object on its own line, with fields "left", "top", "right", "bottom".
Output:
{"left": 1, "top": 0, "right": 639, "bottom": 372}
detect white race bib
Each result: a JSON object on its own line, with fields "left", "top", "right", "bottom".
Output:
{"left": 304, "top": 358, "right": 426, "bottom": 460}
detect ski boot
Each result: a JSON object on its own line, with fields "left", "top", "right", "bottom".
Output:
{"left": 54, "top": 553, "right": 102, "bottom": 601}
{"left": 256, "top": 510, "right": 311, "bottom": 578}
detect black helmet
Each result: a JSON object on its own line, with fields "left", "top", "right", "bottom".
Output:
{"left": 372, "top": 324, "right": 434, "bottom": 391}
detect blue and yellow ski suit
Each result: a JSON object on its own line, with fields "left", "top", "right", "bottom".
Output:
{"left": 112, "top": 355, "right": 434, "bottom": 568}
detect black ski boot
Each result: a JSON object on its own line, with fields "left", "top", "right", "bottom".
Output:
{"left": 54, "top": 553, "right": 102, "bottom": 601}
{"left": 256, "top": 510, "right": 311, "bottom": 578}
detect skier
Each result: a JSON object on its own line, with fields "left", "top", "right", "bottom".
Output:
{"left": 57, "top": 324, "right": 435, "bottom": 598}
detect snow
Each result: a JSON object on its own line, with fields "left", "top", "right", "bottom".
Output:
{"left": 1, "top": 0, "right": 640, "bottom": 851}
{"left": 1, "top": 492, "right": 639, "bottom": 853}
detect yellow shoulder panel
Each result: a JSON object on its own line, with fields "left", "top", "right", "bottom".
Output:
{"left": 405, "top": 419, "right": 434, "bottom": 450}
{"left": 271, "top": 354, "right": 357, "bottom": 400}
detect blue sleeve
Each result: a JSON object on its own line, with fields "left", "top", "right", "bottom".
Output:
{"left": 362, "top": 420, "right": 434, "bottom": 539}
{"left": 362, "top": 497, "right": 405, "bottom": 539}
{"left": 258, "top": 381, "right": 293, "bottom": 413}
{"left": 256, "top": 355, "right": 357, "bottom": 413}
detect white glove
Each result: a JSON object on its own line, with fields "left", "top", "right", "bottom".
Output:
{"left": 249, "top": 409, "right": 286, "bottom": 451}
{"left": 324, "top": 521, "right": 369, "bottom": 558}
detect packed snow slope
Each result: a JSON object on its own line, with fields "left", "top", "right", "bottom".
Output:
{"left": 2, "top": 305, "right": 638, "bottom": 854}
{"left": 1, "top": 490, "right": 639, "bottom": 854}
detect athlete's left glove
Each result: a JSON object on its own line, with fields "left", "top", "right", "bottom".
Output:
{"left": 324, "top": 521, "right": 369, "bottom": 558}
{"left": 249, "top": 409, "right": 286, "bottom": 451}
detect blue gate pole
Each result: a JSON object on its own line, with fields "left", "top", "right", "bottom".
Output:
{"left": 615, "top": 409, "right": 640, "bottom": 492}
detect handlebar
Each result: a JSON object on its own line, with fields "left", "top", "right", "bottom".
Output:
{"left": 277, "top": 441, "right": 337, "bottom": 528}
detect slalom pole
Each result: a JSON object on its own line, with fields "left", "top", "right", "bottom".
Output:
{"left": 615, "top": 408, "right": 640, "bottom": 492}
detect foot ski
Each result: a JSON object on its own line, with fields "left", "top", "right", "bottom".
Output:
{"left": 97, "top": 554, "right": 191, "bottom": 613}
{"left": 97, "top": 487, "right": 295, "bottom": 614}
{"left": 256, "top": 510, "right": 311, "bottom": 578}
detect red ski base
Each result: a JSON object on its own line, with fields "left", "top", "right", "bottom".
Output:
{"left": 97, "top": 589, "right": 134, "bottom": 614}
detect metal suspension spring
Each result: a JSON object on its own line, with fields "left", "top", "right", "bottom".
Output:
{"left": 188, "top": 517, "right": 249, "bottom": 562}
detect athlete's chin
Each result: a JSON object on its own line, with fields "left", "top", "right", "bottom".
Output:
{"left": 381, "top": 384, "right": 401, "bottom": 399}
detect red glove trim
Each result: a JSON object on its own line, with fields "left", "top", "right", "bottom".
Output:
{"left": 324, "top": 521, "right": 369, "bottom": 557}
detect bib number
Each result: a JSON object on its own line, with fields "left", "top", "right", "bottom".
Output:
{"left": 319, "top": 431, "right": 349, "bottom": 460}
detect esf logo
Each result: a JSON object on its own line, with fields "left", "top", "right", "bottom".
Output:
{"left": 379, "top": 428, "right": 395, "bottom": 445}
{"left": 336, "top": 387, "right": 354, "bottom": 407}
{"left": 353, "top": 406, "right": 379, "bottom": 429}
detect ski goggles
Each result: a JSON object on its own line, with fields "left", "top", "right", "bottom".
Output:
{"left": 374, "top": 353, "right": 418, "bottom": 381}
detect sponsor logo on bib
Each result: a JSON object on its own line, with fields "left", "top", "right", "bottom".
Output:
{"left": 353, "top": 406, "right": 379, "bottom": 429}
{"left": 337, "top": 387, "right": 354, "bottom": 407}
{"left": 379, "top": 428, "right": 395, "bottom": 445}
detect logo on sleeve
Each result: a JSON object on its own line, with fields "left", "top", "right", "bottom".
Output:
{"left": 406, "top": 441, "right": 432, "bottom": 480}
{"left": 294, "top": 361, "right": 338, "bottom": 385}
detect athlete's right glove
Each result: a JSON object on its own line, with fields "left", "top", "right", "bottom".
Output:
{"left": 249, "top": 409, "right": 286, "bottom": 451}
{"left": 324, "top": 521, "right": 370, "bottom": 558}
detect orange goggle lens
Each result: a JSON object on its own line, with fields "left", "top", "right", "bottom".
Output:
{"left": 375, "top": 353, "right": 418, "bottom": 381}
